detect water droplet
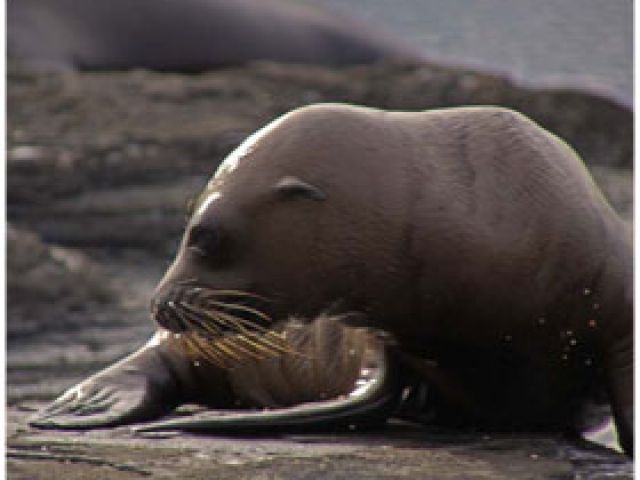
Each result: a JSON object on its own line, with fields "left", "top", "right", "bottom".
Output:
{"left": 585, "top": 359, "right": 593, "bottom": 366}
{"left": 569, "top": 338, "right": 577, "bottom": 346}
{"left": 348, "top": 424, "right": 357, "bottom": 431}
{"left": 561, "top": 354, "right": 569, "bottom": 361}
{"left": 583, "top": 288, "right": 591, "bottom": 296}
{"left": 537, "top": 317, "right": 546, "bottom": 325}
{"left": 592, "top": 303, "right": 600, "bottom": 310}
{"left": 588, "top": 319, "right": 597, "bottom": 328}
{"left": 193, "top": 361, "right": 201, "bottom": 367}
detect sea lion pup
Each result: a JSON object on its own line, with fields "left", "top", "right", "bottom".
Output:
{"left": 34, "top": 104, "right": 631, "bottom": 455}
{"left": 8, "top": 0, "right": 420, "bottom": 71}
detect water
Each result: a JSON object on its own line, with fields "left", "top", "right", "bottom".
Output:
{"left": 315, "top": 0, "right": 633, "bottom": 105}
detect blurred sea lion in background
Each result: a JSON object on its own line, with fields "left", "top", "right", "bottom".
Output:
{"left": 8, "top": 0, "right": 421, "bottom": 71}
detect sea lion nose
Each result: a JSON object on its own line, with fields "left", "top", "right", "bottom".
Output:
{"left": 150, "top": 294, "right": 189, "bottom": 333}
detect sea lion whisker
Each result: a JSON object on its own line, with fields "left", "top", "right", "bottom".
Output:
{"left": 208, "top": 339, "right": 243, "bottom": 365}
{"left": 211, "top": 309, "right": 274, "bottom": 335}
{"left": 177, "top": 302, "right": 228, "bottom": 337}
{"left": 181, "top": 302, "right": 275, "bottom": 340}
{"left": 211, "top": 318, "right": 295, "bottom": 357}
{"left": 174, "top": 278, "right": 201, "bottom": 287}
{"left": 180, "top": 334, "right": 208, "bottom": 359}
{"left": 233, "top": 335, "right": 270, "bottom": 360}
{"left": 163, "top": 263, "right": 318, "bottom": 363}
{"left": 212, "top": 337, "right": 245, "bottom": 362}
{"left": 241, "top": 329, "right": 301, "bottom": 357}
{"left": 202, "top": 299, "right": 273, "bottom": 323}
{"left": 183, "top": 337, "right": 209, "bottom": 363}
{"left": 163, "top": 301, "right": 191, "bottom": 331}
{"left": 170, "top": 305, "right": 200, "bottom": 329}
{"left": 179, "top": 283, "right": 264, "bottom": 300}
{"left": 232, "top": 333, "right": 282, "bottom": 357}
{"left": 183, "top": 327, "right": 246, "bottom": 364}
{"left": 188, "top": 334, "right": 228, "bottom": 368}
{"left": 220, "top": 336, "right": 266, "bottom": 361}
{"left": 197, "top": 341, "right": 229, "bottom": 367}
{"left": 191, "top": 312, "right": 227, "bottom": 338}
{"left": 200, "top": 310, "right": 296, "bottom": 358}
{"left": 172, "top": 305, "right": 228, "bottom": 344}
{"left": 196, "top": 289, "right": 272, "bottom": 303}
{"left": 218, "top": 336, "right": 265, "bottom": 362}
{"left": 212, "top": 314, "right": 301, "bottom": 357}
{"left": 176, "top": 326, "right": 227, "bottom": 367}
{"left": 162, "top": 293, "right": 304, "bottom": 360}
{"left": 180, "top": 335, "right": 204, "bottom": 362}
{"left": 177, "top": 303, "right": 273, "bottom": 362}
{"left": 236, "top": 335, "right": 285, "bottom": 357}
{"left": 212, "top": 289, "right": 272, "bottom": 301}
{"left": 196, "top": 319, "right": 228, "bottom": 340}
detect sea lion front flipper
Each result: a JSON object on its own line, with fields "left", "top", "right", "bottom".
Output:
{"left": 30, "top": 368, "right": 166, "bottom": 429}
{"left": 30, "top": 331, "right": 220, "bottom": 429}
{"left": 133, "top": 345, "right": 403, "bottom": 434}
{"left": 605, "top": 336, "right": 634, "bottom": 456}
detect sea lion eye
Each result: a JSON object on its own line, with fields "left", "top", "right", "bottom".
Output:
{"left": 188, "top": 225, "right": 222, "bottom": 258}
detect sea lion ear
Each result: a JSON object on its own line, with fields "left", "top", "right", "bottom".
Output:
{"left": 274, "top": 176, "right": 326, "bottom": 201}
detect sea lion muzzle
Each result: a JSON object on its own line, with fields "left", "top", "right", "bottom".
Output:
{"left": 150, "top": 281, "right": 296, "bottom": 368}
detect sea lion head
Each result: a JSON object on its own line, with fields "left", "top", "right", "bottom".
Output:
{"left": 150, "top": 105, "right": 410, "bottom": 363}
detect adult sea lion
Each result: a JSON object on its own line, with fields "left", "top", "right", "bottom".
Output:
{"left": 8, "top": 0, "right": 420, "bottom": 71}
{"left": 33, "top": 104, "right": 632, "bottom": 455}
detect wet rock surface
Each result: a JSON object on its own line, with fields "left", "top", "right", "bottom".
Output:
{"left": 7, "top": 61, "right": 632, "bottom": 478}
